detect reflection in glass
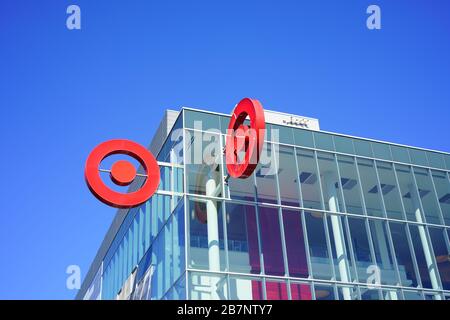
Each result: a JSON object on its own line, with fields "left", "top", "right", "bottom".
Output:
{"left": 376, "top": 161, "right": 404, "bottom": 220}
{"left": 188, "top": 198, "right": 226, "bottom": 271}
{"left": 189, "top": 272, "right": 228, "bottom": 300}
{"left": 304, "top": 212, "right": 333, "bottom": 280}
{"left": 265, "top": 280, "right": 288, "bottom": 300}
{"left": 326, "top": 214, "right": 353, "bottom": 284}
{"left": 428, "top": 227, "right": 450, "bottom": 290}
{"left": 314, "top": 284, "right": 335, "bottom": 300}
{"left": 282, "top": 209, "right": 309, "bottom": 278}
{"left": 259, "top": 206, "right": 285, "bottom": 276}
{"left": 431, "top": 170, "right": 450, "bottom": 226}
{"left": 408, "top": 225, "right": 440, "bottom": 290}
{"left": 413, "top": 167, "right": 442, "bottom": 224}
{"left": 360, "top": 287, "right": 381, "bottom": 300}
{"left": 347, "top": 217, "right": 374, "bottom": 282}
{"left": 403, "top": 291, "right": 423, "bottom": 300}
{"left": 228, "top": 276, "right": 263, "bottom": 300}
{"left": 395, "top": 164, "right": 424, "bottom": 222}
{"left": 255, "top": 143, "right": 279, "bottom": 204}
{"left": 290, "top": 282, "right": 312, "bottom": 300}
{"left": 317, "top": 152, "right": 344, "bottom": 212}
{"left": 389, "top": 222, "right": 418, "bottom": 287}
{"left": 225, "top": 203, "right": 260, "bottom": 274}
{"left": 185, "top": 130, "right": 222, "bottom": 196}
{"left": 368, "top": 220, "right": 399, "bottom": 285}
{"left": 297, "top": 149, "right": 323, "bottom": 210}
{"left": 336, "top": 155, "right": 364, "bottom": 214}
{"left": 357, "top": 158, "right": 384, "bottom": 217}
{"left": 278, "top": 146, "right": 301, "bottom": 207}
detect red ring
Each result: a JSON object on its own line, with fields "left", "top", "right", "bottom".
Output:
{"left": 225, "top": 98, "right": 266, "bottom": 179}
{"left": 85, "top": 139, "right": 160, "bottom": 208}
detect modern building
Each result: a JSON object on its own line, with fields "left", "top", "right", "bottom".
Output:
{"left": 77, "top": 106, "right": 450, "bottom": 300}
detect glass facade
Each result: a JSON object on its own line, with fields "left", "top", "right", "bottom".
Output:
{"left": 81, "top": 108, "right": 450, "bottom": 300}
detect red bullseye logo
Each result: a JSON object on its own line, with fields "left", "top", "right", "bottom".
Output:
{"left": 226, "top": 98, "right": 266, "bottom": 179}
{"left": 85, "top": 139, "right": 160, "bottom": 209}
{"left": 85, "top": 98, "right": 266, "bottom": 209}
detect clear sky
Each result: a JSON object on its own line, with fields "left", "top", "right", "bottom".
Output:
{"left": 0, "top": 0, "right": 449, "bottom": 299}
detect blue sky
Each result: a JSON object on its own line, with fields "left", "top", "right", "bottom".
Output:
{"left": 0, "top": 0, "right": 449, "bottom": 299}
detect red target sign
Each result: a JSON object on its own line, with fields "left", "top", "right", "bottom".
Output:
{"left": 85, "top": 139, "right": 160, "bottom": 209}
{"left": 85, "top": 98, "right": 266, "bottom": 209}
{"left": 225, "top": 98, "right": 266, "bottom": 179}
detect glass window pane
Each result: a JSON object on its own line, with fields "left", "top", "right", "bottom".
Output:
{"left": 185, "top": 130, "right": 222, "bottom": 196}
{"left": 297, "top": 149, "right": 323, "bottom": 210}
{"left": 376, "top": 161, "right": 404, "bottom": 220}
{"left": 445, "top": 155, "right": 450, "bottom": 171}
{"left": 372, "top": 142, "right": 392, "bottom": 161}
{"left": 293, "top": 129, "right": 314, "bottom": 148}
{"left": 428, "top": 227, "right": 450, "bottom": 290}
{"left": 318, "top": 152, "right": 344, "bottom": 213}
{"left": 188, "top": 198, "right": 226, "bottom": 271}
{"left": 259, "top": 206, "right": 285, "bottom": 276}
{"left": 395, "top": 164, "right": 422, "bottom": 222}
{"left": 389, "top": 222, "right": 418, "bottom": 287}
{"left": 409, "top": 225, "right": 438, "bottom": 289}
{"left": 326, "top": 214, "right": 354, "bottom": 282}
{"left": 282, "top": 209, "right": 309, "bottom": 278}
{"left": 391, "top": 145, "right": 410, "bottom": 163}
{"left": 409, "top": 149, "right": 428, "bottom": 166}
{"left": 228, "top": 276, "right": 263, "bottom": 300}
{"left": 225, "top": 203, "right": 261, "bottom": 274}
{"left": 189, "top": 272, "right": 228, "bottom": 300}
{"left": 337, "top": 286, "right": 359, "bottom": 300}
{"left": 337, "top": 155, "right": 364, "bottom": 215}
{"left": 357, "top": 158, "right": 384, "bottom": 217}
{"left": 314, "top": 132, "right": 334, "bottom": 151}
{"left": 413, "top": 167, "right": 442, "bottom": 224}
{"left": 290, "top": 282, "right": 312, "bottom": 300}
{"left": 304, "top": 212, "right": 333, "bottom": 280}
{"left": 347, "top": 217, "right": 374, "bottom": 282}
{"left": 333, "top": 136, "right": 355, "bottom": 155}
{"left": 255, "top": 143, "right": 279, "bottom": 204}
{"left": 226, "top": 144, "right": 256, "bottom": 202}
{"left": 359, "top": 287, "right": 381, "bottom": 300}
{"left": 265, "top": 280, "right": 288, "bottom": 300}
{"left": 431, "top": 170, "right": 450, "bottom": 226}
{"left": 403, "top": 290, "right": 423, "bottom": 300}
{"left": 353, "top": 139, "right": 373, "bottom": 158}
{"left": 314, "top": 284, "right": 335, "bottom": 300}
{"left": 382, "top": 289, "right": 402, "bottom": 300}
{"left": 271, "top": 124, "right": 294, "bottom": 145}
{"left": 185, "top": 110, "right": 220, "bottom": 132}
{"left": 427, "top": 152, "right": 446, "bottom": 169}
{"left": 172, "top": 201, "right": 185, "bottom": 282}
{"left": 278, "top": 146, "right": 301, "bottom": 207}
{"left": 368, "top": 220, "right": 398, "bottom": 285}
